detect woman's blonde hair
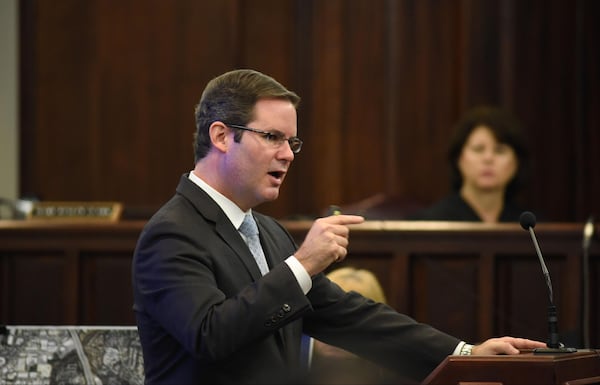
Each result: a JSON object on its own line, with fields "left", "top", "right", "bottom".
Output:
{"left": 327, "top": 267, "right": 387, "bottom": 304}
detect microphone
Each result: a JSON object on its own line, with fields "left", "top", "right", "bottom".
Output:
{"left": 582, "top": 216, "right": 594, "bottom": 349}
{"left": 583, "top": 216, "right": 595, "bottom": 251}
{"left": 519, "top": 211, "right": 576, "bottom": 354}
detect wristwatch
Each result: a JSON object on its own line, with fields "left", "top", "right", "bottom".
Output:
{"left": 459, "top": 343, "right": 474, "bottom": 355}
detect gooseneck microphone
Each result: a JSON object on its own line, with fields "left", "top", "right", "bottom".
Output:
{"left": 519, "top": 212, "right": 554, "bottom": 307}
{"left": 582, "top": 216, "right": 594, "bottom": 349}
{"left": 519, "top": 211, "right": 577, "bottom": 354}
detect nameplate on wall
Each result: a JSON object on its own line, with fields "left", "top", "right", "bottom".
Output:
{"left": 27, "top": 201, "right": 123, "bottom": 221}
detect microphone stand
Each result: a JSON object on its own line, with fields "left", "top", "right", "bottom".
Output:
{"left": 582, "top": 216, "right": 594, "bottom": 349}
{"left": 526, "top": 227, "right": 577, "bottom": 354}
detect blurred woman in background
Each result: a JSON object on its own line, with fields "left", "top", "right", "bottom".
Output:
{"left": 410, "top": 106, "right": 530, "bottom": 223}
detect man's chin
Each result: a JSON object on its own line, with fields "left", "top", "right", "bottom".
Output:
{"left": 262, "top": 188, "right": 280, "bottom": 202}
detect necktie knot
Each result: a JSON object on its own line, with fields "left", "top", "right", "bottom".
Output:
{"left": 239, "top": 214, "right": 259, "bottom": 238}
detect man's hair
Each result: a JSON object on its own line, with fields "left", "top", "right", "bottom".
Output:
{"left": 193, "top": 69, "right": 301, "bottom": 162}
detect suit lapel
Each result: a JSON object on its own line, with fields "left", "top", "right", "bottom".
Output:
{"left": 176, "top": 174, "right": 263, "bottom": 279}
{"left": 215, "top": 219, "right": 264, "bottom": 279}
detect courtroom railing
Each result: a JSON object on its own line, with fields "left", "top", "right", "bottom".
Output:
{"left": 0, "top": 220, "right": 597, "bottom": 348}
{"left": 283, "top": 220, "right": 598, "bottom": 348}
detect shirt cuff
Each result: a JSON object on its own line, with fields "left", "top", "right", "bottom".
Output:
{"left": 453, "top": 341, "right": 474, "bottom": 355}
{"left": 285, "top": 255, "right": 312, "bottom": 294}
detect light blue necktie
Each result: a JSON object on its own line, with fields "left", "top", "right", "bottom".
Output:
{"left": 239, "top": 214, "right": 269, "bottom": 275}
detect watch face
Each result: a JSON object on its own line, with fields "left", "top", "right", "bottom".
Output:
{"left": 460, "top": 344, "right": 473, "bottom": 355}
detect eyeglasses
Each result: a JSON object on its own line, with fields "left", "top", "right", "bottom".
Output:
{"left": 226, "top": 124, "right": 303, "bottom": 154}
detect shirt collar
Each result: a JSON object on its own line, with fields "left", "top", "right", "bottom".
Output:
{"left": 188, "top": 171, "right": 249, "bottom": 229}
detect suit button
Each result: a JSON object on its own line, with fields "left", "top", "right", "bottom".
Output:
{"left": 282, "top": 304, "right": 291, "bottom": 312}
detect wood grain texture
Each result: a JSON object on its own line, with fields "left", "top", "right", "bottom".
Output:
{"left": 19, "top": 0, "right": 600, "bottom": 221}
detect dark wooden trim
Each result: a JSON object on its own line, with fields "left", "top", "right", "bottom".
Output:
{"left": 1, "top": 220, "right": 597, "bottom": 348}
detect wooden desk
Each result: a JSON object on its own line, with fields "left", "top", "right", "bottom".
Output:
{"left": 0, "top": 220, "right": 598, "bottom": 348}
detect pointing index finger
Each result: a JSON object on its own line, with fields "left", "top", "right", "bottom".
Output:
{"left": 327, "top": 214, "right": 365, "bottom": 225}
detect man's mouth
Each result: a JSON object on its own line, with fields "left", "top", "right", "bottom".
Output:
{"left": 268, "top": 171, "right": 285, "bottom": 180}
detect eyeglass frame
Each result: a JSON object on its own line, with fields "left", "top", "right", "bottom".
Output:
{"left": 225, "top": 123, "right": 303, "bottom": 154}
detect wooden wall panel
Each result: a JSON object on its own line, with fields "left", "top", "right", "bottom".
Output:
{"left": 292, "top": 0, "right": 345, "bottom": 217}
{"left": 510, "top": 1, "right": 579, "bottom": 221}
{"left": 0, "top": 221, "right": 142, "bottom": 325}
{"left": 80, "top": 252, "right": 136, "bottom": 325}
{"left": 2, "top": 220, "right": 597, "bottom": 348}
{"left": 5, "top": 252, "right": 78, "bottom": 324}
{"left": 18, "top": 0, "right": 600, "bottom": 223}
{"left": 343, "top": 0, "right": 388, "bottom": 204}
{"left": 411, "top": 254, "right": 480, "bottom": 342}
{"left": 581, "top": 0, "right": 600, "bottom": 221}
{"left": 1, "top": 220, "right": 599, "bottom": 349}
{"left": 393, "top": 1, "right": 462, "bottom": 203}
{"left": 292, "top": 220, "right": 599, "bottom": 348}
{"left": 495, "top": 255, "right": 567, "bottom": 343}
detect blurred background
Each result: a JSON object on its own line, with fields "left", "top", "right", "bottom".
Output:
{"left": 1, "top": 0, "right": 599, "bottom": 222}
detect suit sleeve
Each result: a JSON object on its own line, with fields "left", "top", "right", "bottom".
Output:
{"left": 303, "top": 274, "right": 460, "bottom": 380}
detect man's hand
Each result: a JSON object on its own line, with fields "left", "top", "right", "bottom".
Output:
{"left": 472, "top": 336, "right": 547, "bottom": 355}
{"left": 294, "top": 214, "right": 364, "bottom": 276}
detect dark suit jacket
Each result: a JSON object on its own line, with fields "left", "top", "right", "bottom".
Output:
{"left": 132, "top": 174, "right": 460, "bottom": 384}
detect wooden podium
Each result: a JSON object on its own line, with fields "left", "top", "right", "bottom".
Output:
{"left": 422, "top": 350, "right": 600, "bottom": 385}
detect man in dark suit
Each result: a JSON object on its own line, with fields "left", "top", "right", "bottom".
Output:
{"left": 132, "top": 69, "right": 546, "bottom": 385}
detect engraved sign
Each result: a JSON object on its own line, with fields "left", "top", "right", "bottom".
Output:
{"left": 27, "top": 201, "right": 123, "bottom": 221}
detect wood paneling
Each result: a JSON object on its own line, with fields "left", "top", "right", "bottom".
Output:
{"left": 0, "top": 220, "right": 142, "bottom": 325}
{"left": 287, "top": 220, "right": 600, "bottom": 347}
{"left": 1, "top": 220, "right": 598, "bottom": 350}
{"left": 18, "top": 0, "right": 600, "bottom": 222}
{"left": 80, "top": 252, "right": 137, "bottom": 325}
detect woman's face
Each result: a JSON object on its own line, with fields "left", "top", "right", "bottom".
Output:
{"left": 458, "top": 125, "right": 518, "bottom": 193}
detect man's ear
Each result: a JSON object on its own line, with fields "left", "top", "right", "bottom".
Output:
{"left": 209, "top": 121, "right": 230, "bottom": 152}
